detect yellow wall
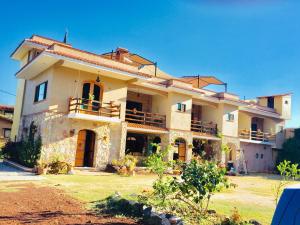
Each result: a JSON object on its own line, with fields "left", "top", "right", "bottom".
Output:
{"left": 51, "top": 67, "right": 128, "bottom": 120}
{"left": 220, "top": 104, "right": 239, "bottom": 137}
{"left": 22, "top": 68, "right": 53, "bottom": 115}
{"left": 167, "top": 92, "right": 192, "bottom": 130}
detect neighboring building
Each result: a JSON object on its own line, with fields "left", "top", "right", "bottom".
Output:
{"left": 10, "top": 35, "right": 292, "bottom": 172}
{"left": 0, "top": 105, "right": 14, "bottom": 147}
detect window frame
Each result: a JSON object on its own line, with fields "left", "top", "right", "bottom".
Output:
{"left": 3, "top": 128, "right": 11, "bottom": 139}
{"left": 176, "top": 103, "right": 186, "bottom": 112}
{"left": 226, "top": 113, "right": 235, "bottom": 122}
{"left": 34, "top": 81, "right": 48, "bottom": 103}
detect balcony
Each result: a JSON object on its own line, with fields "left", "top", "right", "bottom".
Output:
{"left": 239, "top": 129, "right": 276, "bottom": 143}
{"left": 125, "top": 109, "right": 166, "bottom": 128}
{"left": 191, "top": 120, "right": 218, "bottom": 136}
{"left": 68, "top": 97, "right": 121, "bottom": 123}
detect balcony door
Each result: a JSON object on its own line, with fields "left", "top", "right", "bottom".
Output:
{"left": 82, "top": 82, "right": 102, "bottom": 112}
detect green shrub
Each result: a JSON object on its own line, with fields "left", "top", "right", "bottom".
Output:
{"left": 277, "top": 128, "right": 300, "bottom": 165}
{"left": 140, "top": 159, "right": 229, "bottom": 224}
{"left": 145, "top": 145, "right": 171, "bottom": 178}
{"left": 1, "top": 122, "right": 42, "bottom": 168}
{"left": 111, "top": 155, "right": 137, "bottom": 175}
{"left": 47, "top": 160, "right": 72, "bottom": 174}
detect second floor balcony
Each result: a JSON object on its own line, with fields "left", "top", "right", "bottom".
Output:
{"left": 239, "top": 129, "right": 276, "bottom": 143}
{"left": 68, "top": 97, "right": 121, "bottom": 123}
{"left": 191, "top": 120, "right": 218, "bottom": 136}
{"left": 125, "top": 109, "right": 166, "bottom": 128}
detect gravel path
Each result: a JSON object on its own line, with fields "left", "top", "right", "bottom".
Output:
{"left": 0, "top": 160, "right": 42, "bottom": 181}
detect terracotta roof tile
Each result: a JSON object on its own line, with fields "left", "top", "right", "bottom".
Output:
{"left": 45, "top": 50, "right": 152, "bottom": 79}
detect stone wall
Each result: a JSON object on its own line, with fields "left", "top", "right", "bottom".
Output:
{"left": 19, "top": 111, "right": 125, "bottom": 168}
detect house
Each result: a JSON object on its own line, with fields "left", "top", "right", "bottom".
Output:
{"left": 0, "top": 105, "right": 14, "bottom": 147}
{"left": 10, "top": 35, "right": 292, "bottom": 172}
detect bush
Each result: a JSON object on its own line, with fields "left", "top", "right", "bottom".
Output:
{"left": 1, "top": 123, "right": 42, "bottom": 168}
{"left": 47, "top": 160, "right": 72, "bottom": 174}
{"left": 277, "top": 128, "right": 300, "bottom": 165}
{"left": 145, "top": 145, "right": 171, "bottom": 178}
{"left": 111, "top": 155, "right": 137, "bottom": 175}
{"left": 140, "top": 159, "right": 229, "bottom": 224}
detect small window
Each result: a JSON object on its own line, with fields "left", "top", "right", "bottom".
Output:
{"left": 285, "top": 100, "right": 289, "bottom": 105}
{"left": 34, "top": 81, "right": 48, "bottom": 102}
{"left": 3, "top": 128, "right": 11, "bottom": 138}
{"left": 227, "top": 113, "right": 234, "bottom": 122}
{"left": 261, "top": 154, "right": 264, "bottom": 159}
{"left": 255, "top": 153, "right": 259, "bottom": 159}
{"left": 177, "top": 103, "right": 186, "bottom": 112}
{"left": 267, "top": 97, "right": 274, "bottom": 108}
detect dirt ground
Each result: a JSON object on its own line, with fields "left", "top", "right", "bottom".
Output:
{"left": 0, "top": 183, "right": 140, "bottom": 225}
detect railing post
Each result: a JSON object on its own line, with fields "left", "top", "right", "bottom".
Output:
{"left": 75, "top": 98, "right": 78, "bottom": 113}
{"left": 143, "top": 112, "right": 146, "bottom": 125}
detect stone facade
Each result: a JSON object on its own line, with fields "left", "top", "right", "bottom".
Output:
{"left": 19, "top": 110, "right": 126, "bottom": 168}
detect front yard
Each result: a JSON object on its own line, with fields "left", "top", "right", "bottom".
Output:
{"left": 0, "top": 172, "right": 297, "bottom": 225}
{"left": 41, "top": 173, "right": 294, "bottom": 225}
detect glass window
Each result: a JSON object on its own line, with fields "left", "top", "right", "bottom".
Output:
{"left": 177, "top": 103, "right": 186, "bottom": 112}
{"left": 34, "top": 81, "right": 48, "bottom": 102}
{"left": 267, "top": 97, "right": 274, "bottom": 108}
{"left": 3, "top": 128, "right": 11, "bottom": 138}
{"left": 227, "top": 113, "right": 234, "bottom": 121}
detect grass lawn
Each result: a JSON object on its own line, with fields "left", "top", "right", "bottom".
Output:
{"left": 38, "top": 173, "right": 298, "bottom": 225}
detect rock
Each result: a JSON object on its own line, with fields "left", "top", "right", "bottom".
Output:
{"left": 144, "top": 212, "right": 162, "bottom": 225}
{"left": 143, "top": 205, "right": 152, "bottom": 218}
{"left": 169, "top": 216, "right": 183, "bottom": 225}
{"left": 249, "top": 219, "right": 262, "bottom": 225}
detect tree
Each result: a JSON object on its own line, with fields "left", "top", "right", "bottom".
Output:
{"left": 277, "top": 128, "right": 300, "bottom": 165}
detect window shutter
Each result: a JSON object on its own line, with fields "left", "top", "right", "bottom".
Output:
{"left": 43, "top": 81, "right": 48, "bottom": 99}
{"left": 34, "top": 85, "right": 40, "bottom": 102}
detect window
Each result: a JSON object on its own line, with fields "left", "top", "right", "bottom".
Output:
{"left": 267, "top": 97, "right": 274, "bottom": 108}
{"left": 34, "top": 81, "right": 48, "bottom": 102}
{"left": 226, "top": 113, "right": 234, "bottom": 122}
{"left": 177, "top": 103, "right": 186, "bottom": 112}
{"left": 3, "top": 128, "right": 11, "bottom": 138}
{"left": 285, "top": 100, "right": 289, "bottom": 105}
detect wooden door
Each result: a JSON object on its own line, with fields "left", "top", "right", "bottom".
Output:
{"left": 75, "top": 130, "right": 87, "bottom": 167}
{"left": 178, "top": 143, "right": 186, "bottom": 162}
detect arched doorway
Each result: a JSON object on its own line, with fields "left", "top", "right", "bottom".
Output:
{"left": 82, "top": 82, "right": 103, "bottom": 111}
{"left": 75, "top": 130, "right": 96, "bottom": 167}
{"left": 174, "top": 138, "right": 186, "bottom": 161}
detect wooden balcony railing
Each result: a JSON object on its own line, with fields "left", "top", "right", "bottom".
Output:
{"left": 68, "top": 97, "right": 121, "bottom": 118}
{"left": 239, "top": 129, "right": 276, "bottom": 142}
{"left": 191, "top": 120, "right": 218, "bottom": 136}
{"left": 125, "top": 109, "right": 166, "bottom": 128}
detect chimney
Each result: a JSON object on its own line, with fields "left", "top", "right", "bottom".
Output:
{"left": 115, "top": 47, "right": 129, "bottom": 62}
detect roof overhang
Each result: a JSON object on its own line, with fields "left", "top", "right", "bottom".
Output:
{"left": 11, "top": 40, "right": 48, "bottom": 60}
{"left": 16, "top": 51, "right": 151, "bottom": 81}
{"left": 239, "top": 107, "right": 281, "bottom": 119}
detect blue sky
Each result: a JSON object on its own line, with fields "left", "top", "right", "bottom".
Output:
{"left": 0, "top": 0, "right": 298, "bottom": 127}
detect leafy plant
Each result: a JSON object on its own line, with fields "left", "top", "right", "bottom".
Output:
{"left": 2, "top": 121, "right": 42, "bottom": 168}
{"left": 111, "top": 155, "right": 137, "bottom": 176}
{"left": 140, "top": 159, "right": 229, "bottom": 224}
{"left": 273, "top": 160, "right": 300, "bottom": 205}
{"left": 48, "top": 160, "right": 72, "bottom": 174}
{"left": 145, "top": 144, "right": 172, "bottom": 179}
